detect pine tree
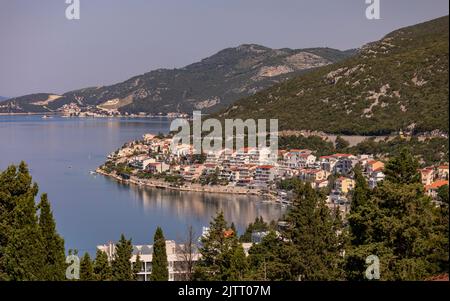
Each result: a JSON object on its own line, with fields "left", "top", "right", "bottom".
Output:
{"left": 0, "top": 162, "right": 67, "bottom": 280}
{"left": 384, "top": 148, "right": 420, "bottom": 184}
{"left": 194, "top": 211, "right": 240, "bottom": 280}
{"left": 150, "top": 227, "right": 168, "bottom": 281}
{"left": 345, "top": 150, "right": 448, "bottom": 280}
{"left": 93, "top": 249, "right": 112, "bottom": 281}
{"left": 283, "top": 182, "right": 345, "bottom": 280}
{"left": 38, "top": 193, "right": 66, "bottom": 280}
{"left": 247, "top": 231, "right": 292, "bottom": 280}
{"left": 80, "top": 253, "right": 95, "bottom": 281}
{"left": 0, "top": 162, "right": 46, "bottom": 280}
{"left": 111, "top": 234, "right": 134, "bottom": 281}
{"left": 240, "top": 216, "right": 270, "bottom": 243}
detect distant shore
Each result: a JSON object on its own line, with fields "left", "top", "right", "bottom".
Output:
{"left": 0, "top": 112, "right": 57, "bottom": 116}
{"left": 96, "top": 168, "right": 276, "bottom": 199}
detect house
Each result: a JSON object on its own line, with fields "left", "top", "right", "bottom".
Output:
{"left": 97, "top": 240, "right": 200, "bottom": 281}
{"left": 437, "top": 165, "right": 449, "bottom": 180}
{"left": 420, "top": 167, "right": 435, "bottom": 186}
{"left": 319, "top": 155, "right": 338, "bottom": 173}
{"left": 283, "top": 149, "right": 315, "bottom": 169}
{"left": 333, "top": 154, "right": 356, "bottom": 175}
{"left": 298, "top": 169, "right": 327, "bottom": 183}
{"left": 369, "top": 170, "right": 385, "bottom": 189}
{"left": 181, "top": 164, "right": 205, "bottom": 181}
{"left": 254, "top": 165, "right": 277, "bottom": 187}
{"left": 335, "top": 176, "right": 355, "bottom": 194}
{"left": 313, "top": 179, "right": 329, "bottom": 189}
{"left": 366, "top": 160, "right": 384, "bottom": 174}
{"left": 145, "top": 162, "right": 170, "bottom": 174}
{"left": 425, "top": 180, "right": 449, "bottom": 198}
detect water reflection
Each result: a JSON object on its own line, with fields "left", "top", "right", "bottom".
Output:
{"left": 114, "top": 181, "right": 285, "bottom": 231}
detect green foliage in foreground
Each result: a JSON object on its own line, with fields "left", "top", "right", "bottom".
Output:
{"left": 199, "top": 149, "right": 448, "bottom": 281}
{"left": 150, "top": 227, "right": 169, "bottom": 281}
{"left": 345, "top": 149, "right": 449, "bottom": 280}
{"left": 0, "top": 162, "right": 66, "bottom": 281}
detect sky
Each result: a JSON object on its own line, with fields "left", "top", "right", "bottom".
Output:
{"left": 0, "top": 0, "right": 448, "bottom": 97}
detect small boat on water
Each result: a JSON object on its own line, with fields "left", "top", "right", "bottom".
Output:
{"left": 42, "top": 115, "right": 53, "bottom": 119}
{"left": 89, "top": 171, "right": 97, "bottom": 175}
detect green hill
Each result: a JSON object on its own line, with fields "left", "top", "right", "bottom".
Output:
{"left": 217, "top": 16, "right": 449, "bottom": 135}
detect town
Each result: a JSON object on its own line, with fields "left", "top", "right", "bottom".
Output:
{"left": 97, "top": 132, "right": 449, "bottom": 217}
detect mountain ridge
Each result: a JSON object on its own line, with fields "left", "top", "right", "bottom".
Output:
{"left": 0, "top": 44, "right": 354, "bottom": 115}
{"left": 216, "top": 16, "right": 449, "bottom": 135}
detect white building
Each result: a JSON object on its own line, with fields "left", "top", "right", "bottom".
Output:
{"left": 97, "top": 240, "right": 201, "bottom": 281}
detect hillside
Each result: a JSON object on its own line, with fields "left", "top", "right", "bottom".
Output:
{"left": 217, "top": 16, "right": 449, "bottom": 135}
{"left": 0, "top": 45, "right": 354, "bottom": 115}
{"left": 0, "top": 96, "right": 8, "bottom": 102}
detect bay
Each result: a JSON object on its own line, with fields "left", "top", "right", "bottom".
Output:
{"left": 0, "top": 115, "right": 284, "bottom": 254}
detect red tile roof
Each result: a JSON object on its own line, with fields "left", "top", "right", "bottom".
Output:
{"left": 425, "top": 180, "right": 449, "bottom": 191}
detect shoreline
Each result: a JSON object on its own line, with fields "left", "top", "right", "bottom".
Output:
{"left": 96, "top": 168, "right": 277, "bottom": 200}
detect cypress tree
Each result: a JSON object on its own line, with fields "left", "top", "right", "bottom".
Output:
{"left": 93, "top": 249, "right": 112, "bottom": 281}
{"left": 111, "top": 234, "right": 134, "bottom": 281}
{"left": 150, "top": 227, "right": 168, "bottom": 281}
{"left": 38, "top": 193, "right": 66, "bottom": 280}
{"left": 133, "top": 254, "right": 143, "bottom": 280}
{"left": 347, "top": 165, "right": 373, "bottom": 246}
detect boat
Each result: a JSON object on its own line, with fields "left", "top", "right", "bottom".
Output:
{"left": 42, "top": 115, "right": 53, "bottom": 119}
{"left": 89, "top": 171, "right": 97, "bottom": 175}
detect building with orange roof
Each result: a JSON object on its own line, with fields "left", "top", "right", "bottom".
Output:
{"left": 366, "top": 160, "right": 385, "bottom": 174}
{"left": 223, "top": 229, "right": 235, "bottom": 238}
{"left": 425, "top": 180, "right": 449, "bottom": 198}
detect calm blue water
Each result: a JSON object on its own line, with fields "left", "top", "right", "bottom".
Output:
{"left": 0, "top": 115, "right": 283, "bottom": 254}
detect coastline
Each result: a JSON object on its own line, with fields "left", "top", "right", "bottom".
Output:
{"left": 96, "top": 168, "right": 277, "bottom": 200}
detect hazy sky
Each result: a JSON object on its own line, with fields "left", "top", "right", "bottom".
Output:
{"left": 0, "top": 0, "right": 448, "bottom": 97}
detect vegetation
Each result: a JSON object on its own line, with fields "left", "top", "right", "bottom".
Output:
{"left": 240, "top": 217, "right": 271, "bottom": 243}
{"left": 193, "top": 211, "right": 248, "bottom": 281}
{"left": 217, "top": 16, "right": 449, "bottom": 135}
{"left": 192, "top": 149, "right": 448, "bottom": 281}
{"left": 347, "top": 136, "right": 449, "bottom": 166}
{"left": 0, "top": 162, "right": 66, "bottom": 280}
{"left": 279, "top": 135, "right": 335, "bottom": 156}
{"left": 111, "top": 234, "right": 135, "bottom": 281}
{"left": 80, "top": 253, "right": 95, "bottom": 281}
{"left": 150, "top": 227, "right": 169, "bottom": 281}
{"left": 345, "top": 149, "right": 449, "bottom": 280}
{"left": 93, "top": 249, "right": 112, "bottom": 281}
